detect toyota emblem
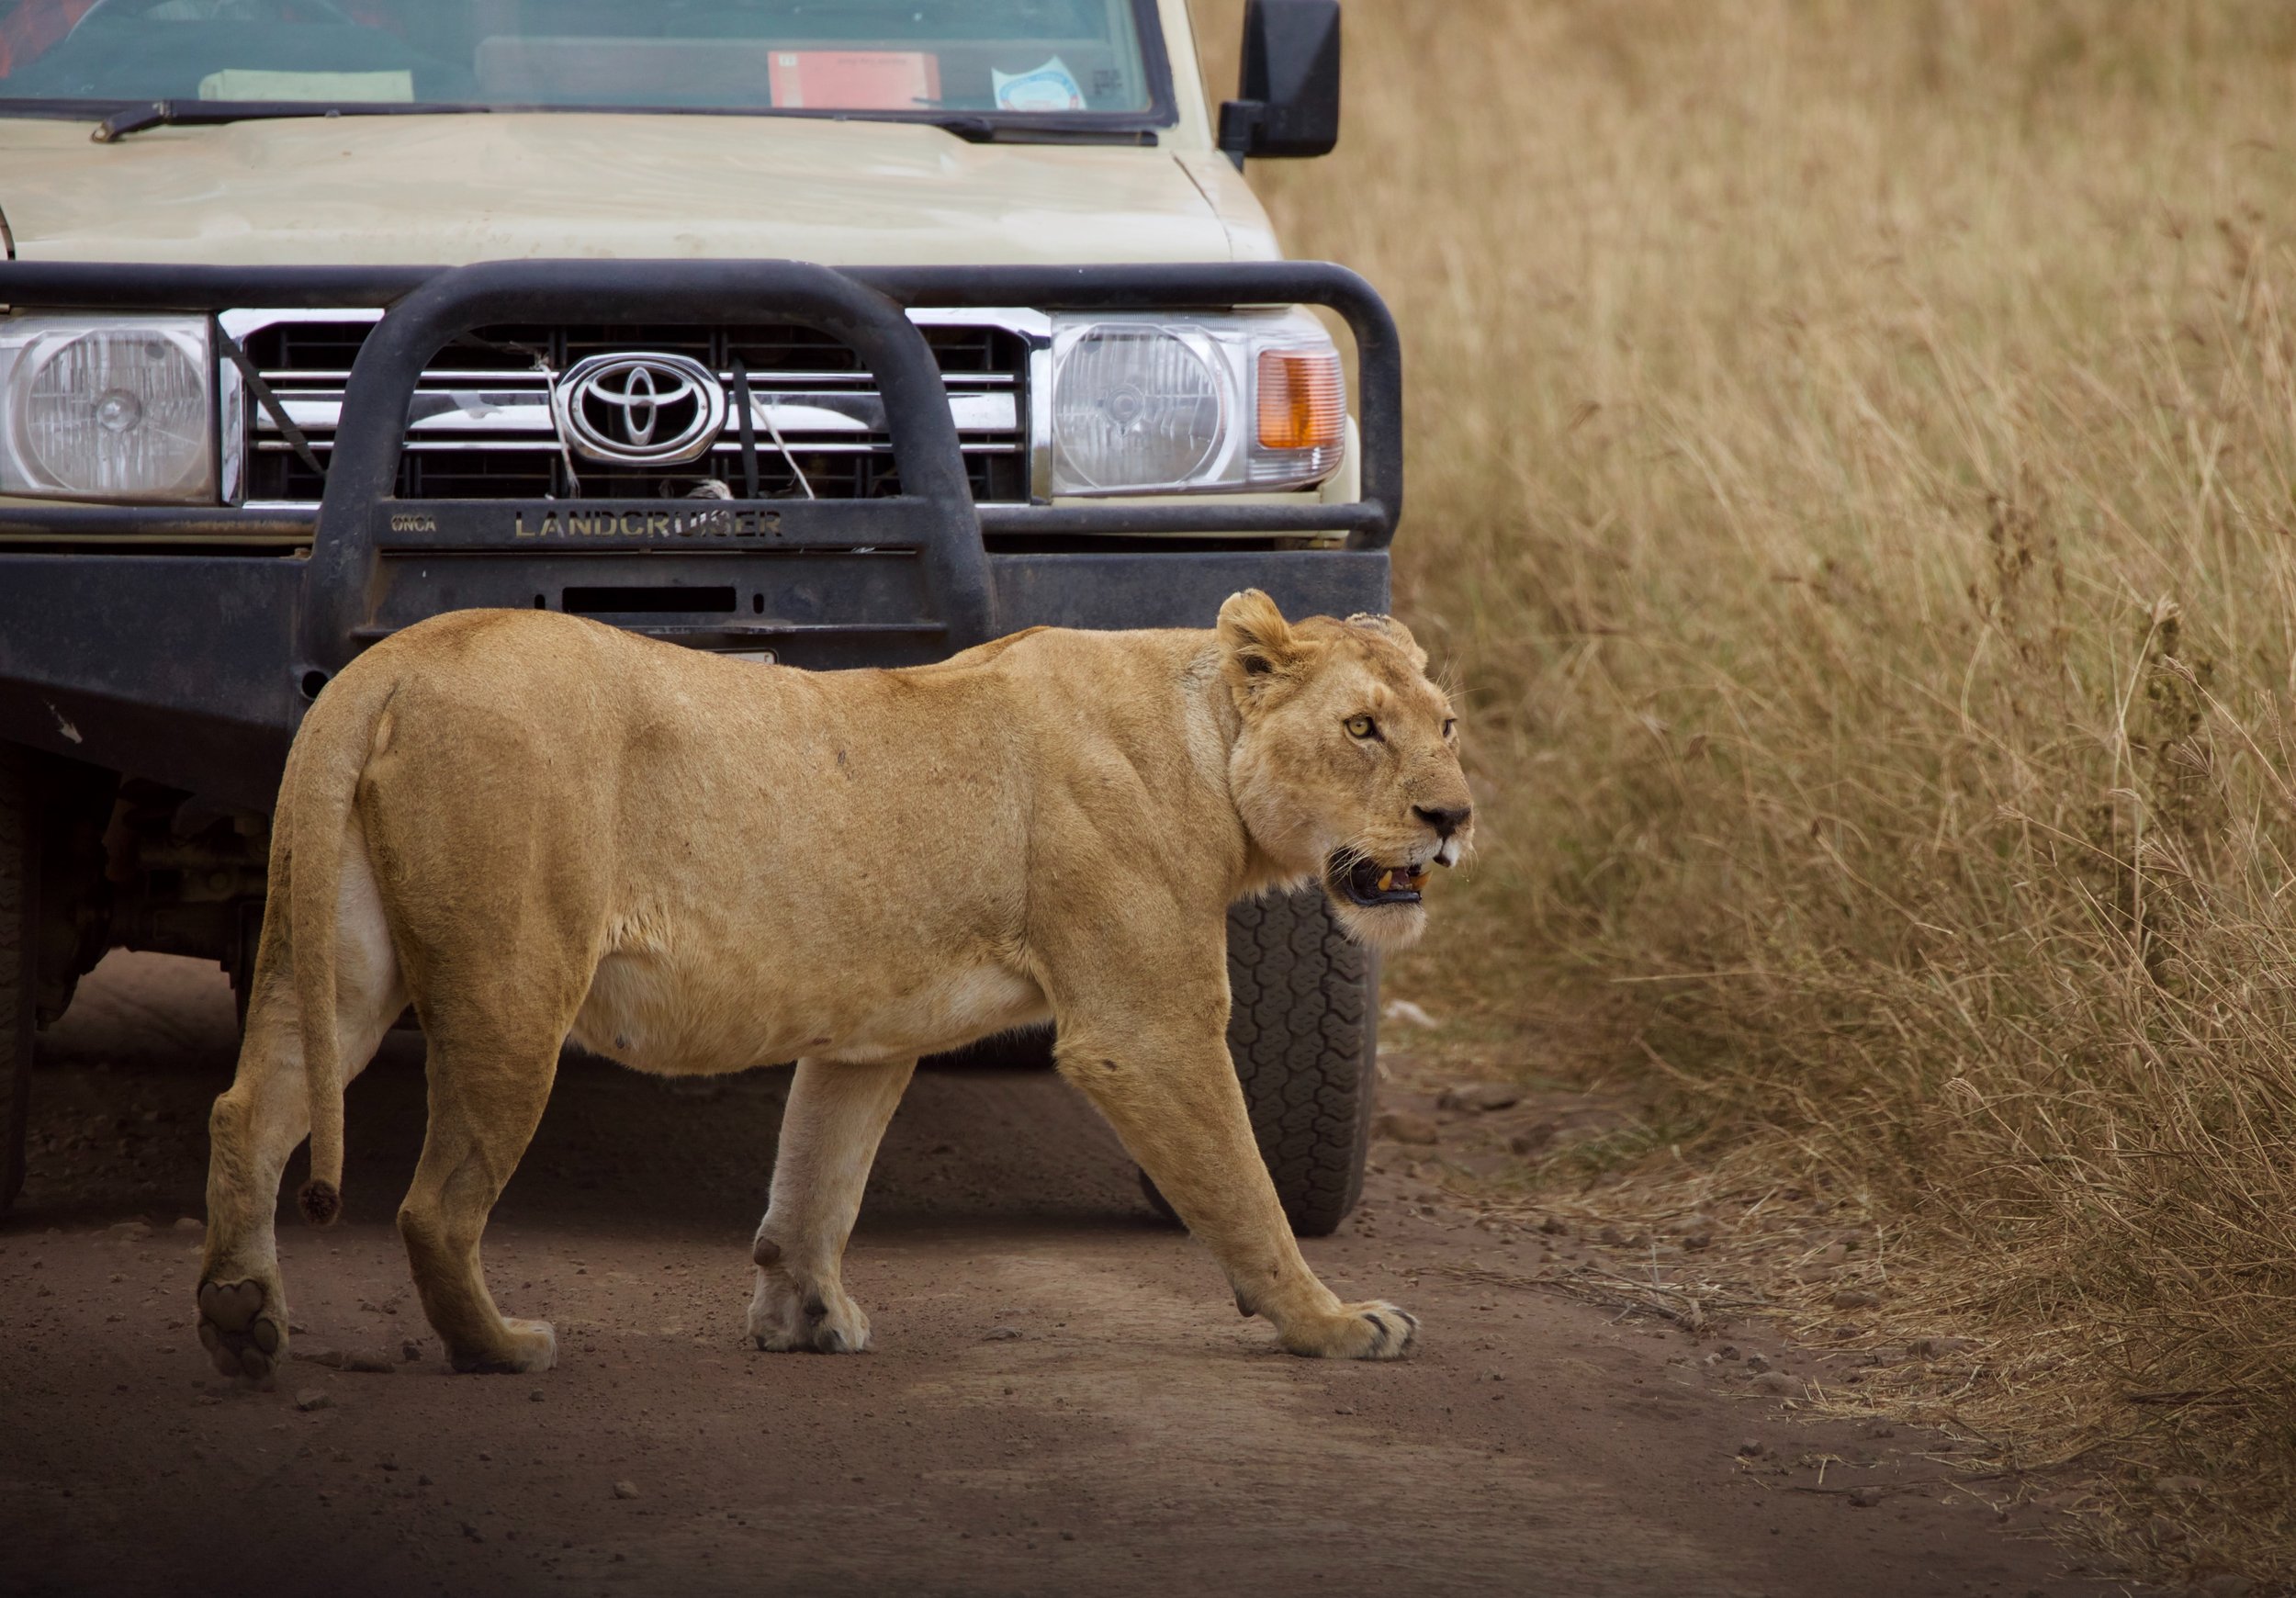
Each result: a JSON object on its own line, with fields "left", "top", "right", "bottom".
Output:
{"left": 552, "top": 353, "right": 727, "bottom": 467}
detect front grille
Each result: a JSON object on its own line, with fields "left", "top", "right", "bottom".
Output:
{"left": 229, "top": 316, "right": 1032, "bottom": 505}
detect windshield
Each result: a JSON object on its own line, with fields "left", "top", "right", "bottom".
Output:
{"left": 0, "top": 0, "right": 1170, "bottom": 124}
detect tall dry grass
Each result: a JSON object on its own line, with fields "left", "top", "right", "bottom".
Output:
{"left": 1198, "top": 0, "right": 2296, "bottom": 1579}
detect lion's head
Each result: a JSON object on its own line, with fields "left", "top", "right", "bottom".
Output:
{"left": 1217, "top": 590, "right": 1473, "bottom": 950}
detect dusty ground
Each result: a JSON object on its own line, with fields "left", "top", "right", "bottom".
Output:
{"left": 0, "top": 954, "right": 2137, "bottom": 1597}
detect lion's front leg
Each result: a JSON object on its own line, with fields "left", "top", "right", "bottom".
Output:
{"left": 1052, "top": 985, "right": 1416, "bottom": 1361}
{"left": 748, "top": 1055, "right": 915, "bottom": 1355}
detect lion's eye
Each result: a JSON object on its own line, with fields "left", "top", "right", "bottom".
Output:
{"left": 1443, "top": 718, "right": 1457, "bottom": 738}
{"left": 1345, "top": 715, "right": 1379, "bottom": 739}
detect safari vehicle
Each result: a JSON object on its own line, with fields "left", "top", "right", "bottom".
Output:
{"left": 0, "top": 0, "right": 1401, "bottom": 1233}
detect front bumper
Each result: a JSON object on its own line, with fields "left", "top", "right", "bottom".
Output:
{"left": 0, "top": 260, "right": 1401, "bottom": 810}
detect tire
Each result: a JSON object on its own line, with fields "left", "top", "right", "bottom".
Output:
{"left": 1141, "top": 887, "right": 1378, "bottom": 1237}
{"left": 0, "top": 748, "right": 37, "bottom": 1215}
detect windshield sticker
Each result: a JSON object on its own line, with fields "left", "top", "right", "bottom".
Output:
{"left": 992, "top": 56, "right": 1086, "bottom": 112}
{"left": 767, "top": 51, "right": 940, "bottom": 111}
{"left": 197, "top": 69, "right": 414, "bottom": 104}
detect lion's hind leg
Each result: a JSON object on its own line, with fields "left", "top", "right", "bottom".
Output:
{"left": 748, "top": 1055, "right": 916, "bottom": 1354}
{"left": 395, "top": 1019, "right": 566, "bottom": 1374}
{"left": 198, "top": 844, "right": 404, "bottom": 1381}
{"left": 198, "top": 973, "right": 308, "bottom": 1381}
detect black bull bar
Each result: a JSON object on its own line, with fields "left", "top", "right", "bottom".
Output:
{"left": 0, "top": 260, "right": 1401, "bottom": 811}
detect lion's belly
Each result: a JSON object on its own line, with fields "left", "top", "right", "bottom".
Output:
{"left": 568, "top": 944, "right": 1050, "bottom": 1075}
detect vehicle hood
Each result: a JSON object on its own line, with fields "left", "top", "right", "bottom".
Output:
{"left": 0, "top": 112, "right": 1278, "bottom": 266}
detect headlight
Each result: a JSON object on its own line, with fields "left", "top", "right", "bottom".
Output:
{"left": 0, "top": 316, "right": 217, "bottom": 503}
{"left": 1048, "top": 309, "right": 1345, "bottom": 496}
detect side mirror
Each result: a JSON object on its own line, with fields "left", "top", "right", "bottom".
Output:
{"left": 1217, "top": 0, "right": 1341, "bottom": 169}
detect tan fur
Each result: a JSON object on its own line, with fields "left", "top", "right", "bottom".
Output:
{"left": 195, "top": 592, "right": 1472, "bottom": 1376}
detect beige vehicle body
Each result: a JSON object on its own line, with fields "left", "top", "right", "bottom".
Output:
{"left": 0, "top": 0, "right": 1360, "bottom": 520}
{"left": 0, "top": 2, "right": 1277, "bottom": 270}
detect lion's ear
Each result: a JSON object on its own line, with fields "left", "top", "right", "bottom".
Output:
{"left": 1218, "top": 589, "right": 1305, "bottom": 700}
{"left": 1346, "top": 612, "right": 1430, "bottom": 673}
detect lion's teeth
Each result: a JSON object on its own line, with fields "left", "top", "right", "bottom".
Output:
{"left": 1377, "top": 870, "right": 1394, "bottom": 891}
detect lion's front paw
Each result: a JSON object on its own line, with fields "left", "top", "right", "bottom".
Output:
{"left": 1279, "top": 1300, "right": 1419, "bottom": 1360}
{"left": 748, "top": 1268, "right": 871, "bottom": 1355}
{"left": 197, "top": 1277, "right": 287, "bottom": 1380}
{"left": 448, "top": 1318, "right": 557, "bottom": 1375}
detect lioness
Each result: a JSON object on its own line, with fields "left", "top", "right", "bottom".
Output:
{"left": 196, "top": 591, "right": 1471, "bottom": 1376}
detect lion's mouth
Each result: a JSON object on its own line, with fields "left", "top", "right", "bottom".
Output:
{"left": 1331, "top": 855, "right": 1431, "bottom": 907}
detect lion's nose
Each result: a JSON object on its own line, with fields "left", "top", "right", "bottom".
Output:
{"left": 1413, "top": 804, "right": 1472, "bottom": 838}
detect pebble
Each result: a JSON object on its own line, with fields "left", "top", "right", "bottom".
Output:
{"left": 982, "top": 1326, "right": 1022, "bottom": 1342}
{"left": 1753, "top": 1372, "right": 1804, "bottom": 1398}
{"left": 1830, "top": 1289, "right": 1880, "bottom": 1310}
{"left": 294, "top": 1390, "right": 332, "bottom": 1412}
{"left": 173, "top": 1217, "right": 203, "bottom": 1233}
{"left": 1381, "top": 999, "right": 1440, "bottom": 1030}
{"left": 400, "top": 1340, "right": 423, "bottom": 1363}
{"left": 613, "top": 1480, "right": 640, "bottom": 1500}
{"left": 1736, "top": 1439, "right": 1766, "bottom": 1458}
{"left": 1847, "top": 1487, "right": 1885, "bottom": 1509}
{"left": 1372, "top": 1111, "right": 1440, "bottom": 1146}
{"left": 1508, "top": 1124, "right": 1558, "bottom": 1155}
{"left": 2152, "top": 1475, "right": 2208, "bottom": 1497}
{"left": 1538, "top": 1215, "right": 1568, "bottom": 1236}
{"left": 300, "top": 1348, "right": 393, "bottom": 1374}
{"left": 1436, "top": 1083, "right": 1521, "bottom": 1114}
{"left": 528, "top": 1390, "right": 545, "bottom": 1403}
{"left": 1744, "top": 1354, "right": 1772, "bottom": 1375}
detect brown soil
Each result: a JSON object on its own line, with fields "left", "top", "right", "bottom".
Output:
{"left": 0, "top": 953, "right": 2135, "bottom": 1597}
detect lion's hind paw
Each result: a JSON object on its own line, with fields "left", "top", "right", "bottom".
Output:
{"left": 748, "top": 1272, "right": 872, "bottom": 1355}
{"left": 1282, "top": 1299, "right": 1420, "bottom": 1361}
{"left": 197, "top": 1277, "right": 287, "bottom": 1380}
{"left": 449, "top": 1318, "right": 558, "bottom": 1375}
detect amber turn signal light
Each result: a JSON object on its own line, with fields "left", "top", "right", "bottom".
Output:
{"left": 1255, "top": 349, "right": 1345, "bottom": 454}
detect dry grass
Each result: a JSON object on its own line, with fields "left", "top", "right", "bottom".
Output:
{"left": 1194, "top": 0, "right": 2296, "bottom": 1583}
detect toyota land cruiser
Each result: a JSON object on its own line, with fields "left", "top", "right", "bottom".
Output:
{"left": 0, "top": 0, "right": 1401, "bottom": 1232}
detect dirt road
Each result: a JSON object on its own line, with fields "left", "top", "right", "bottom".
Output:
{"left": 1, "top": 954, "right": 2124, "bottom": 1597}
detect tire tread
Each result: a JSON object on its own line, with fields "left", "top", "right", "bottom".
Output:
{"left": 1221, "top": 888, "right": 1376, "bottom": 1237}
